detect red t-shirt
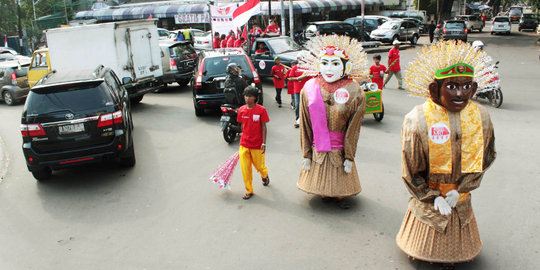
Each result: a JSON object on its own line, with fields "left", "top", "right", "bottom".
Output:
{"left": 388, "top": 47, "right": 401, "bottom": 72}
{"left": 369, "top": 64, "right": 387, "bottom": 90}
{"left": 213, "top": 37, "right": 220, "bottom": 49}
{"left": 220, "top": 39, "right": 227, "bottom": 48}
{"left": 271, "top": 64, "right": 286, "bottom": 89}
{"left": 234, "top": 39, "right": 244, "bottom": 48}
{"left": 265, "top": 24, "right": 280, "bottom": 34}
{"left": 237, "top": 104, "right": 270, "bottom": 149}
{"left": 290, "top": 65, "right": 308, "bottom": 93}
{"left": 227, "top": 37, "right": 236, "bottom": 48}
{"left": 285, "top": 68, "right": 294, "bottom": 94}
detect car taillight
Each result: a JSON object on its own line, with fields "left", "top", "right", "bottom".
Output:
{"left": 97, "top": 110, "right": 122, "bottom": 127}
{"left": 443, "top": 28, "right": 446, "bottom": 34}
{"left": 465, "top": 28, "right": 468, "bottom": 34}
{"left": 195, "top": 60, "right": 205, "bottom": 88}
{"left": 170, "top": 58, "right": 177, "bottom": 71}
{"left": 11, "top": 72, "right": 16, "bottom": 84}
{"left": 21, "top": 124, "right": 46, "bottom": 137}
{"left": 245, "top": 56, "right": 260, "bottom": 83}
{"left": 221, "top": 107, "right": 228, "bottom": 113}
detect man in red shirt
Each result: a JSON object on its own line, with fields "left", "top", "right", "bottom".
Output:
{"left": 226, "top": 31, "right": 236, "bottom": 48}
{"left": 213, "top": 32, "right": 221, "bottom": 49}
{"left": 265, "top": 20, "right": 281, "bottom": 34}
{"left": 369, "top": 54, "right": 387, "bottom": 90}
{"left": 220, "top": 34, "right": 227, "bottom": 49}
{"left": 285, "top": 60, "right": 297, "bottom": 109}
{"left": 270, "top": 57, "right": 286, "bottom": 107}
{"left": 237, "top": 86, "right": 270, "bottom": 200}
{"left": 383, "top": 40, "right": 404, "bottom": 90}
{"left": 288, "top": 63, "right": 310, "bottom": 128}
{"left": 233, "top": 37, "right": 245, "bottom": 48}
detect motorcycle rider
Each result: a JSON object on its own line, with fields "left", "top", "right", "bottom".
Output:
{"left": 224, "top": 63, "right": 248, "bottom": 106}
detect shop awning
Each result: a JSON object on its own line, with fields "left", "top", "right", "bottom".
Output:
{"left": 261, "top": 0, "right": 381, "bottom": 15}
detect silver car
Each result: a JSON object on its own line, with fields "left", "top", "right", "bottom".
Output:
{"left": 369, "top": 19, "right": 420, "bottom": 44}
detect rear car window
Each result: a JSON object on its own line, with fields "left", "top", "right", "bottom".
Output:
{"left": 27, "top": 81, "right": 113, "bottom": 115}
{"left": 445, "top": 22, "right": 465, "bottom": 29}
{"left": 169, "top": 44, "right": 196, "bottom": 58}
{"left": 13, "top": 67, "right": 28, "bottom": 77}
{"left": 494, "top": 17, "right": 509, "bottom": 22}
{"left": 203, "top": 55, "right": 249, "bottom": 77}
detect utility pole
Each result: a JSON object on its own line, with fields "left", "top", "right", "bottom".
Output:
{"left": 289, "top": 0, "right": 294, "bottom": 39}
{"left": 361, "top": 0, "right": 365, "bottom": 41}
{"left": 280, "top": 0, "right": 285, "bottom": 35}
{"left": 17, "top": 0, "right": 23, "bottom": 48}
{"left": 268, "top": 0, "right": 271, "bottom": 27}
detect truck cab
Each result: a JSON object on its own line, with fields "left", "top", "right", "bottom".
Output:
{"left": 248, "top": 36, "right": 307, "bottom": 77}
{"left": 27, "top": 49, "right": 51, "bottom": 88}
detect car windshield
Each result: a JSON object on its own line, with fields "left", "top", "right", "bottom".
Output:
{"left": 380, "top": 22, "right": 399, "bottom": 30}
{"left": 266, "top": 37, "right": 303, "bottom": 54}
{"left": 509, "top": 10, "right": 521, "bottom": 16}
{"left": 445, "top": 22, "right": 465, "bottom": 29}
{"left": 494, "top": 17, "right": 509, "bottom": 22}
{"left": 27, "top": 82, "right": 113, "bottom": 115}
{"left": 204, "top": 55, "right": 250, "bottom": 77}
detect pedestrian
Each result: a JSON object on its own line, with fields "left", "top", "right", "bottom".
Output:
{"left": 396, "top": 40, "right": 497, "bottom": 268}
{"left": 296, "top": 35, "right": 367, "bottom": 209}
{"left": 237, "top": 86, "right": 270, "bottom": 200}
{"left": 220, "top": 34, "right": 227, "bottom": 48}
{"left": 175, "top": 32, "right": 185, "bottom": 42}
{"left": 287, "top": 59, "right": 310, "bottom": 128}
{"left": 227, "top": 31, "right": 236, "bottom": 48}
{"left": 255, "top": 43, "right": 269, "bottom": 55}
{"left": 383, "top": 40, "right": 403, "bottom": 90}
{"left": 271, "top": 57, "right": 286, "bottom": 108}
{"left": 183, "top": 29, "right": 192, "bottom": 44}
{"left": 428, "top": 20, "right": 436, "bottom": 43}
{"left": 213, "top": 32, "right": 221, "bottom": 49}
{"left": 285, "top": 60, "right": 297, "bottom": 109}
{"left": 369, "top": 54, "right": 387, "bottom": 90}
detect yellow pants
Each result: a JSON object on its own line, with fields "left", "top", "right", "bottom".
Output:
{"left": 239, "top": 146, "right": 268, "bottom": 194}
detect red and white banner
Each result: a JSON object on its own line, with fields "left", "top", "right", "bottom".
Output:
{"left": 210, "top": 4, "right": 238, "bottom": 38}
{"left": 232, "top": 0, "right": 261, "bottom": 28}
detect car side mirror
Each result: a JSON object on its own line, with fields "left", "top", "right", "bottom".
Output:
{"left": 122, "top": 77, "right": 132, "bottom": 84}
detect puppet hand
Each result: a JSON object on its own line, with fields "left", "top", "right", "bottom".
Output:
{"left": 445, "top": 190, "right": 460, "bottom": 208}
{"left": 343, "top": 159, "right": 353, "bottom": 174}
{"left": 302, "top": 158, "right": 311, "bottom": 171}
{"left": 434, "top": 196, "right": 452, "bottom": 215}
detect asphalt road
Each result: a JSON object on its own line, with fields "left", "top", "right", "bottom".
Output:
{"left": 0, "top": 24, "right": 539, "bottom": 269}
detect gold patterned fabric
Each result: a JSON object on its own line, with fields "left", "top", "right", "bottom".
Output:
{"left": 396, "top": 101, "right": 496, "bottom": 263}
{"left": 297, "top": 79, "right": 366, "bottom": 197}
{"left": 423, "top": 99, "right": 484, "bottom": 174}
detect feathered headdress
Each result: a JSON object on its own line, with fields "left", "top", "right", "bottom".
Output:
{"left": 298, "top": 35, "right": 369, "bottom": 79}
{"left": 404, "top": 40, "right": 498, "bottom": 98}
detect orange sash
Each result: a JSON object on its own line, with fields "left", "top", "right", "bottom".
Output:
{"left": 429, "top": 182, "right": 470, "bottom": 202}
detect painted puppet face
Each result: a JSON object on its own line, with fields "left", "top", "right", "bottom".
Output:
{"left": 318, "top": 55, "right": 345, "bottom": 83}
{"left": 437, "top": 76, "right": 478, "bottom": 112}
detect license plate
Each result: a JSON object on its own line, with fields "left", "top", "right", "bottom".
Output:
{"left": 59, "top": 123, "right": 85, "bottom": 134}
{"left": 220, "top": 115, "right": 230, "bottom": 122}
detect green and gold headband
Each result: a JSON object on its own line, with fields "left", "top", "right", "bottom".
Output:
{"left": 434, "top": 63, "right": 474, "bottom": 80}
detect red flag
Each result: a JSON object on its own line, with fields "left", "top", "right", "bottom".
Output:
{"left": 4, "top": 35, "right": 7, "bottom": 47}
{"left": 241, "top": 25, "right": 248, "bottom": 40}
{"left": 232, "top": 0, "right": 261, "bottom": 28}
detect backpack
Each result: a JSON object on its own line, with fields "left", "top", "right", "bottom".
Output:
{"left": 223, "top": 76, "right": 241, "bottom": 104}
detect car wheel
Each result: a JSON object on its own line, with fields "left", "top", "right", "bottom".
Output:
{"left": 410, "top": 35, "right": 418, "bottom": 45}
{"left": 491, "top": 32, "right": 494, "bottom": 35}
{"left": 119, "top": 141, "right": 136, "bottom": 167}
{"left": 31, "top": 167, "right": 52, "bottom": 181}
{"left": 2, "top": 91, "right": 14, "bottom": 106}
{"left": 130, "top": 95, "right": 144, "bottom": 104}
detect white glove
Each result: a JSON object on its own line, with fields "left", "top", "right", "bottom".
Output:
{"left": 302, "top": 158, "right": 312, "bottom": 171}
{"left": 434, "top": 196, "right": 452, "bottom": 215}
{"left": 343, "top": 159, "right": 353, "bottom": 174}
{"left": 445, "top": 190, "right": 460, "bottom": 208}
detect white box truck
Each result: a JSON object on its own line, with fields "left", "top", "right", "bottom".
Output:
{"left": 29, "top": 19, "right": 162, "bottom": 103}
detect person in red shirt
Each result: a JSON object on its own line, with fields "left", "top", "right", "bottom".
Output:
{"left": 270, "top": 57, "right": 286, "bottom": 107}
{"left": 254, "top": 43, "right": 269, "bottom": 55}
{"left": 264, "top": 20, "right": 280, "bottom": 34}
{"left": 383, "top": 40, "right": 403, "bottom": 90}
{"left": 226, "top": 31, "right": 236, "bottom": 48}
{"left": 237, "top": 86, "right": 270, "bottom": 200}
{"left": 233, "top": 37, "right": 245, "bottom": 48}
{"left": 220, "top": 34, "right": 227, "bottom": 49}
{"left": 285, "top": 60, "right": 297, "bottom": 109}
{"left": 287, "top": 62, "right": 310, "bottom": 128}
{"left": 213, "top": 32, "right": 221, "bottom": 49}
{"left": 369, "top": 54, "right": 387, "bottom": 90}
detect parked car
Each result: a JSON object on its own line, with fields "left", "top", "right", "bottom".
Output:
{"left": 304, "top": 21, "right": 370, "bottom": 42}
{"left": 491, "top": 16, "right": 512, "bottom": 35}
{"left": 192, "top": 48, "right": 262, "bottom": 116}
{"left": 248, "top": 36, "right": 307, "bottom": 77}
{"left": 157, "top": 28, "right": 170, "bottom": 40}
{"left": 0, "top": 62, "right": 29, "bottom": 105}
{"left": 193, "top": 31, "right": 213, "bottom": 50}
{"left": 0, "top": 47, "right": 31, "bottom": 65}
{"left": 370, "top": 19, "right": 420, "bottom": 44}
{"left": 455, "top": 15, "right": 484, "bottom": 32}
{"left": 519, "top": 13, "right": 538, "bottom": 31}
{"left": 442, "top": 20, "right": 468, "bottom": 42}
{"left": 21, "top": 65, "right": 135, "bottom": 181}
{"left": 344, "top": 15, "right": 390, "bottom": 34}
{"left": 158, "top": 40, "right": 198, "bottom": 89}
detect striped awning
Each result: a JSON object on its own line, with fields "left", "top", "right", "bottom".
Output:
{"left": 75, "top": 0, "right": 383, "bottom": 22}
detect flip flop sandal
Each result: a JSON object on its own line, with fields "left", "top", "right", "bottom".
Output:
{"left": 262, "top": 176, "right": 270, "bottom": 186}
{"left": 243, "top": 193, "right": 254, "bottom": 200}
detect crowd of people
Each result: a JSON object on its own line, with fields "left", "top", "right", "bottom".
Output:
{"left": 212, "top": 20, "right": 282, "bottom": 50}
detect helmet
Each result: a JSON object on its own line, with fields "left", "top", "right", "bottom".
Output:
{"left": 226, "top": 63, "right": 239, "bottom": 74}
{"left": 472, "top": 40, "right": 485, "bottom": 48}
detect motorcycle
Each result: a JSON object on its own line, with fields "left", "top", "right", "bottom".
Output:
{"left": 220, "top": 104, "right": 242, "bottom": 144}
{"left": 473, "top": 61, "right": 503, "bottom": 108}
{"left": 361, "top": 81, "right": 384, "bottom": 122}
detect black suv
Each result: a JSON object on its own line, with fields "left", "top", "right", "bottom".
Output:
{"left": 21, "top": 66, "right": 135, "bottom": 180}
{"left": 192, "top": 48, "right": 263, "bottom": 116}
{"left": 0, "top": 62, "right": 29, "bottom": 105}
{"left": 519, "top": 13, "right": 538, "bottom": 31}
{"left": 304, "top": 21, "right": 370, "bottom": 41}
